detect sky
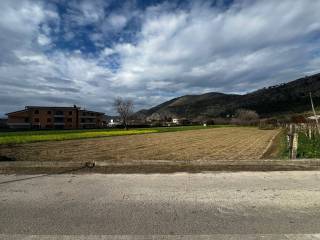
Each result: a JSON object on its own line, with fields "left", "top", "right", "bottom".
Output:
{"left": 1, "top": 0, "right": 320, "bottom": 116}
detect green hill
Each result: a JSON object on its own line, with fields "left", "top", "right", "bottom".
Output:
{"left": 138, "top": 73, "right": 320, "bottom": 119}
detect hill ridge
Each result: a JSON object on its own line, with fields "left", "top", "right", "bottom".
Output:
{"left": 137, "top": 73, "right": 320, "bottom": 119}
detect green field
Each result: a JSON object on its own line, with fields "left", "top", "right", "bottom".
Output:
{"left": 297, "top": 133, "right": 320, "bottom": 158}
{"left": 0, "top": 125, "right": 232, "bottom": 145}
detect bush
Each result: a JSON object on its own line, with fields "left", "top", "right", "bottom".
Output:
{"left": 231, "top": 109, "right": 259, "bottom": 126}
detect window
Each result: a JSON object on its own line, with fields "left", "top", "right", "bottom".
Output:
{"left": 91, "top": 113, "right": 94, "bottom": 116}
{"left": 47, "top": 111, "right": 51, "bottom": 114}
{"left": 47, "top": 118, "right": 51, "bottom": 123}
{"left": 34, "top": 118, "right": 39, "bottom": 123}
{"left": 67, "top": 118, "right": 72, "bottom": 122}
{"left": 34, "top": 110, "right": 39, "bottom": 114}
{"left": 55, "top": 111, "right": 63, "bottom": 115}
{"left": 54, "top": 117, "right": 64, "bottom": 123}
{"left": 24, "top": 118, "right": 29, "bottom": 123}
{"left": 69, "top": 111, "right": 73, "bottom": 115}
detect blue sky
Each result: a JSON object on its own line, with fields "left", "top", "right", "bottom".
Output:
{"left": 0, "top": 0, "right": 320, "bottom": 116}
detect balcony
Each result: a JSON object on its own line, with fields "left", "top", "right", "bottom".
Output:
{"left": 80, "top": 115, "right": 96, "bottom": 119}
{"left": 53, "top": 122, "right": 65, "bottom": 126}
{"left": 7, "top": 123, "right": 30, "bottom": 126}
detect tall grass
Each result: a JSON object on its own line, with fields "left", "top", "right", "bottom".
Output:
{"left": 273, "top": 130, "right": 289, "bottom": 159}
{"left": 297, "top": 133, "right": 320, "bottom": 158}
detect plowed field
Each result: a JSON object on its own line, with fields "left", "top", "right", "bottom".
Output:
{"left": 0, "top": 127, "right": 279, "bottom": 161}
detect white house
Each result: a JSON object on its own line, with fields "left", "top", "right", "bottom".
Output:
{"left": 308, "top": 115, "right": 320, "bottom": 120}
{"left": 172, "top": 118, "right": 180, "bottom": 124}
{"left": 107, "top": 119, "right": 121, "bottom": 127}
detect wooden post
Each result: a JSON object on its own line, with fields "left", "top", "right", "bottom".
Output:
{"left": 288, "top": 124, "right": 293, "bottom": 158}
{"left": 309, "top": 127, "right": 312, "bottom": 140}
{"left": 310, "top": 92, "right": 320, "bottom": 135}
{"left": 288, "top": 124, "right": 299, "bottom": 159}
{"left": 291, "top": 133, "right": 298, "bottom": 159}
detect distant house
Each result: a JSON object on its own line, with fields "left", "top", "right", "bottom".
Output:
{"left": 172, "top": 118, "right": 191, "bottom": 125}
{"left": 308, "top": 115, "right": 320, "bottom": 120}
{"left": 291, "top": 115, "right": 308, "bottom": 124}
{"left": 6, "top": 106, "right": 105, "bottom": 129}
{"left": 107, "top": 119, "right": 121, "bottom": 127}
{"left": 172, "top": 118, "right": 180, "bottom": 124}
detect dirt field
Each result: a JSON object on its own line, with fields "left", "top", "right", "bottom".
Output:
{"left": 0, "top": 127, "right": 280, "bottom": 162}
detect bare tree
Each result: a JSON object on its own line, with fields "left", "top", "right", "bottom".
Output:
{"left": 232, "top": 109, "right": 259, "bottom": 125}
{"left": 113, "top": 97, "right": 134, "bottom": 130}
{"left": 236, "top": 109, "right": 259, "bottom": 121}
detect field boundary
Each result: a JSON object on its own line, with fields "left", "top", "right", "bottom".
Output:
{"left": 261, "top": 129, "right": 284, "bottom": 159}
{"left": 260, "top": 131, "right": 280, "bottom": 158}
{"left": 2, "top": 159, "right": 320, "bottom": 174}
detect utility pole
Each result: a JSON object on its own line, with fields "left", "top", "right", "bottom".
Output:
{"left": 310, "top": 92, "right": 320, "bottom": 135}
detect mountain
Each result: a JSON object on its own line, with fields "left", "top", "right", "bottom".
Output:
{"left": 137, "top": 73, "right": 320, "bottom": 119}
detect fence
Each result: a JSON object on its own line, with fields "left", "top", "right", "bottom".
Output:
{"left": 286, "top": 123, "right": 320, "bottom": 159}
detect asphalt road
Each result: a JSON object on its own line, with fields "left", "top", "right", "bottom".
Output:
{"left": 1, "top": 172, "right": 320, "bottom": 239}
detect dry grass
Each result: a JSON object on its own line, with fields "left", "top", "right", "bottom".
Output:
{"left": 0, "top": 127, "right": 279, "bottom": 162}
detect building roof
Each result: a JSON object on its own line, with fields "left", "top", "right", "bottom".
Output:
{"left": 6, "top": 109, "right": 28, "bottom": 116}
{"left": 6, "top": 106, "right": 105, "bottom": 116}
{"left": 25, "top": 106, "right": 80, "bottom": 110}
{"left": 79, "top": 109, "right": 105, "bottom": 115}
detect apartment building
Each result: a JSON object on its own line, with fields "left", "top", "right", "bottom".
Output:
{"left": 6, "top": 106, "right": 105, "bottom": 129}
{"left": 0, "top": 118, "right": 7, "bottom": 129}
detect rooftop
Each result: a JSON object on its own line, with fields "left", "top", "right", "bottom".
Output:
{"left": 6, "top": 106, "right": 105, "bottom": 116}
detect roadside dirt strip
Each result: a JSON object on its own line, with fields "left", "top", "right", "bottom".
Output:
{"left": 0, "top": 127, "right": 279, "bottom": 162}
{"left": 1, "top": 234, "right": 320, "bottom": 239}
{"left": 2, "top": 159, "right": 320, "bottom": 174}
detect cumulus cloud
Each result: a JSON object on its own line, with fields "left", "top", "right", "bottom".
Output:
{"left": 0, "top": 0, "right": 320, "bottom": 116}
{"left": 113, "top": 0, "right": 320, "bottom": 94}
{"left": 37, "top": 34, "right": 51, "bottom": 46}
{"left": 105, "top": 14, "right": 128, "bottom": 32}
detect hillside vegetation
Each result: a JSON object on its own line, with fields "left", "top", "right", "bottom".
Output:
{"left": 138, "top": 73, "right": 320, "bottom": 119}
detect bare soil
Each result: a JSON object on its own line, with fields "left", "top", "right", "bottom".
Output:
{"left": 0, "top": 127, "right": 280, "bottom": 162}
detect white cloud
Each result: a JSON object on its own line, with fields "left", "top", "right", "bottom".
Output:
{"left": 108, "top": 14, "right": 127, "bottom": 30}
{"left": 65, "top": 0, "right": 106, "bottom": 26}
{"left": 1, "top": 0, "right": 320, "bottom": 116}
{"left": 112, "top": 0, "right": 320, "bottom": 95}
{"left": 37, "top": 34, "right": 51, "bottom": 46}
{"left": 0, "top": 0, "right": 116, "bottom": 115}
{"left": 102, "top": 47, "right": 115, "bottom": 56}
{"left": 0, "top": 0, "right": 45, "bottom": 33}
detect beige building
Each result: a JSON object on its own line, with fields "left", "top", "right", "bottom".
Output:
{"left": 6, "top": 106, "right": 105, "bottom": 129}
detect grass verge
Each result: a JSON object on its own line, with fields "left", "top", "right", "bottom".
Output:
{"left": 261, "top": 129, "right": 288, "bottom": 159}
{"left": 277, "top": 130, "right": 289, "bottom": 159}
{"left": 0, "top": 125, "right": 234, "bottom": 145}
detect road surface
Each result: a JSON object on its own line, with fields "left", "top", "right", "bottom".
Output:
{"left": 1, "top": 172, "right": 320, "bottom": 239}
